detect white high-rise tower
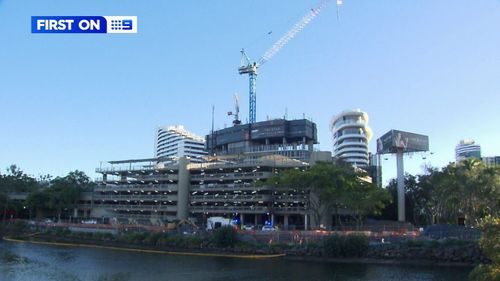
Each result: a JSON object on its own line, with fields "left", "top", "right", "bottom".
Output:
{"left": 154, "top": 125, "right": 207, "bottom": 163}
{"left": 330, "top": 109, "right": 373, "bottom": 167}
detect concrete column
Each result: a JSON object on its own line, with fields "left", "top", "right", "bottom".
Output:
{"left": 102, "top": 173, "right": 107, "bottom": 183}
{"left": 240, "top": 213, "right": 244, "bottom": 226}
{"left": 271, "top": 214, "right": 275, "bottom": 226}
{"left": 120, "top": 174, "right": 127, "bottom": 182}
{"left": 254, "top": 214, "right": 258, "bottom": 226}
{"left": 396, "top": 151, "right": 405, "bottom": 222}
{"left": 284, "top": 215, "right": 289, "bottom": 230}
{"left": 304, "top": 214, "right": 308, "bottom": 230}
{"left": 176, "top": 157, "right": 190, "bottom": 220}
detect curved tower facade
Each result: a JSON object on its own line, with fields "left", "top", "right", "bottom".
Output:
{"left": 455, "top": 139, "right": 481, "bottom": 162}
{"left": 330, "top": 109, "right": 373, "bottom": 167}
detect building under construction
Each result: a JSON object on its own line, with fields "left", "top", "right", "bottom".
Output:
{"left": 85, "top": 119, "right": 333, "bottom": 229}
{"left": 206, "top": 118, "right": 318, "bottom": 162}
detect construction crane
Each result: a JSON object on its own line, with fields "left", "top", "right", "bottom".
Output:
{"left": 238, "top": 0, "right": 333, "bottom": 124}
{"left": 227, "top": 93, "right": 241, "bottom": 126}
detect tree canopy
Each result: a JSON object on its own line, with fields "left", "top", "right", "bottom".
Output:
{"left": 380, "top": 159, "right": 499, "bottom": 226}
{"left": 0, "top": 165, "right": 94, "bottom": 221}
{"left": 273, "top": 161, "right": 391, "bottom": 227}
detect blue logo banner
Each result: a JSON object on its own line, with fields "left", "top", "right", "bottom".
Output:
{"left": 31, "top": 16, "right": 137, "bottom": 34}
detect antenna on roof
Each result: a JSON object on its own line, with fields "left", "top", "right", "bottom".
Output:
{"left": 210, "top": 105, "right": 215, "bottom": 155}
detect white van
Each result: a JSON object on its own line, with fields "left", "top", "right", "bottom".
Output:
{"left": 206, "top": 217, "right": 234, "bottom": 230}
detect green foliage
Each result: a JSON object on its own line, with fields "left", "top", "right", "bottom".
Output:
{"left": 155, "top": 234, "right": 203, "bottom": 248}
{"left": 54, "top": 227, "right": 71, "bottom": 237}
{"left": 380, "top": 159, "right": 499, "bottom": 226}
{"left": 0, "top": 165, "right": 39, "bottom": 193}
{"left": 24, "top": 169, "right": 93, "bottom": 219}
{"left": 0, "top": 165, "right": 40, "bottom": 221}
{"left": 470, "top": 216, "right": 500, "bottom": 281}
{"left": 122, "top": 232, "right": 148, "bottom": 244}
{"left": 275, "top": 161, "right": 391, "bottom": 227}
{"left": 11, "top": 220, "right": 28, "bottom": 233}
{"left": 26, "top": 190, "right": 50, "bottom": 216}
{"left": 404, "top": 239, "right": 474, "bottom": 249}
{"left": 212, "top": 226, "right": 238, "bottom": 248}
{"left": 142, "top": 232, "right": 162, "bottom": 245}
{"left": 0, "top": 192, "right": 7, "bottom": 216}
{"left": 323, "top": 235, "right": 369, "bottom": 257}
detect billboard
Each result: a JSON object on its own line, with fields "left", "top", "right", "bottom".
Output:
{"left": 377, "top": 130, "right": 429, "bottom": 154}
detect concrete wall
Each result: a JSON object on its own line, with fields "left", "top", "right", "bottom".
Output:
{"left": 176, "top": 157, "right": 190, "bottom": 220}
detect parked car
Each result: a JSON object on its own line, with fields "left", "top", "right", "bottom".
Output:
{"left": 261, "top": 225, "right": 276, "bottom": 231}
{"left": 242, "top": 224, "right": 255, "bottom": 230}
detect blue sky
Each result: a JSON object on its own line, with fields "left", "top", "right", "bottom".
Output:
{"left": 0, "top": 0, "right": 499, "bottom": 184}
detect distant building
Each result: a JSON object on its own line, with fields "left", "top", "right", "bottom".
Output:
{"left": 482, "top": 156, "right": 500, "bottom": 167}
{"left": 367, "top": 153, "right": 382, "bottom": 187}
{"left": 154, "top": 125, "right": 207, "bottom": 163}
{"left": 455, "top": 139, "right": 481, "bottom": 162}
{"left": 330, "top": 109, "right": 373, "bottom": 167}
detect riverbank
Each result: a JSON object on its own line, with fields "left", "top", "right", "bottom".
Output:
{"left": 2, "top": 232, "right": 482, "bottom": 267}
{"left": 2, "top": 236, "right": 285, "bottom": 259}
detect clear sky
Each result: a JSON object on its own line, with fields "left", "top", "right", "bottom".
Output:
{"left": 0, "top": 0, "right": 499, "bottom": 184}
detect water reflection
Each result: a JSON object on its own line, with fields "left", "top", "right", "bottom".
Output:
{"left": 0, "top": 241, "right": 471, "bottom": 281}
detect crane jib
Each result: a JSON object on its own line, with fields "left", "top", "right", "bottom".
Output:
{"left": 238, "top": 0, "right": 332, "bottom": 124}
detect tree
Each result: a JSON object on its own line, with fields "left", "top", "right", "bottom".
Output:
{"left": 46, "top": 171, "right": 91, "bottom": 221}
{"left": 26, "top": 190, "right": 50, "bottom": 219}
{"left": 274, "top": 162, "right": 391, "bottom": 228}
{"left": 344, "top": 178, "right": 392, "bottom": 227}
{"left": 25, "top": 170, "right": 94, "bottom": 220}
{"left": 379, "top": 159, "right": 499, "bottom": 226}
{"left": 0, "top": 192, "right": 7, "bottom": 222}
{"left": 0, "top": 165, "right": 39, "bottom": 221}
{"left": 469, "top": 216, "right": 500, "bottom": 281}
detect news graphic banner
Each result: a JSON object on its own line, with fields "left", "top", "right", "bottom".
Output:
{"left": 31, "top": 16, "right": 137, "bottom": 34}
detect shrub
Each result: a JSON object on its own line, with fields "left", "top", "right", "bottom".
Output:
{"left": 121, "top": 232, "right": 147, "bottom": 244}
{"left": 323, "top": 235, "right": 342, "bottom": 257}
{"left": 323, "top": 235, "right": 369, "bottom": 257}
{"left": 143, "top": 232, "right": 162, "bottom": 245}
{"left": 54, "top": 227, "right": 71, "bottom": 237}
{"left": 11, "top": 220, "right": 27, "bottom": 233}
{"left": 212, "top": 226, "right": 238, "bottom": 248}
{"left": 102, "top": 232, "right": 115, "bottom": 241}
{"left": 470, "top": 216, "right": 500, "bottom": 281}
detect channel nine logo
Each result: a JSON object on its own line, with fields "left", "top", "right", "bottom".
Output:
{"left": 31, "top": 16, "right": 137, "bottom": 34}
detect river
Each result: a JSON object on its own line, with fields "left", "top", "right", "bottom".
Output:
{"left": 0, "top": 240, "right": 471, "bottom": 281}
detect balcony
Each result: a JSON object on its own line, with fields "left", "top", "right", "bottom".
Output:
{"left": 333, "top": 120, "right": 367, "bottom": 131}
{"left": 94, "top": 184, "right": 178, "bottom": 192}
{"left": 190, "top": 183, "right": 273, "bottom": 192}
{"left": 94, "top": 204, "right": 177, "bottom": 212}
{"left": 190, "top": 205, "right": 270, "bottom": 214}
{"left": 273, "top": 206, "right": 307, "bottom": 214}
{"left": 274, "top": 195, "right": 308, "bottom": 203}
{"left": 113, "top": 213, "right": 177, "bottom": 221}
{"left": 93, "top": 194, "right": 178, "bottom": 202}
{"left": 190, "top": 194, "right": 271, "bottom": 202}
{"left": 190, "top": 171, "right": 272, "bottom": 181}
